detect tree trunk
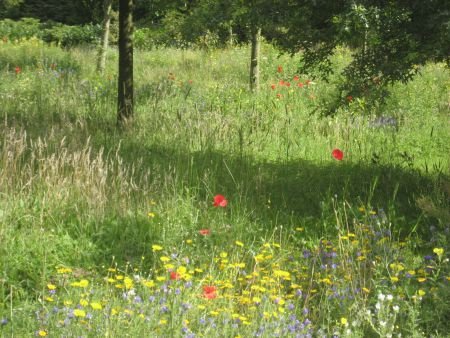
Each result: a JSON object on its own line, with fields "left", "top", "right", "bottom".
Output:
{"left": 96, "top": 0, "right": 113, "bottom": 74}
{"left": 249, "top": 26, "right": 261, "bottom": 92}
{"left": 117, "top": 0, "right": 133, "bottom": 126}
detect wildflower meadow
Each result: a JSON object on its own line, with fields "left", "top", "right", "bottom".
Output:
{"left": 0, "top": 38, "right": 449, "bottom": 337}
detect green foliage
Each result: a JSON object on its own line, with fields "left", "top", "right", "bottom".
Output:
{"left": 0, "top": 18, "right": 102, "bottom": 47}
{"left": 40, "top": 22, "right": 101, "bottom": 48}
{"left": 268, "top": 0, "right": 450, "bottom": 113}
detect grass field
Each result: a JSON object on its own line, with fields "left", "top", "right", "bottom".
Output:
{"left": 0, "top": 38, "right": 449, "bottom": 337}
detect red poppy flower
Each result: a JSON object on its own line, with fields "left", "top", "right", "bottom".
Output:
{"left": 277, "top": 65, "right": 283, "bottom": 73}
{"left": 297, "top": 82, "right": 304, "bottom": 88}
{"left": 213, "top": 194, "right": 227, "bottom": 207}
{"left": 285, "top": 82, "right": 291, "bottom": 87}
{"left": 276, "top": 93, "right": 282, "bottom": 99}
{"left": 346, "top": 95, "right": 353, "bottom": 102}
{"left": 279, "top": 80, "right": 285, "bottom": 86}
{"left": 305, "top": 80, "right": 311, "bottom": 85}
{"left": 15, "top": 66, "right": 21, "bottom": 75}
{"left": 203, "top": 285, "right": 217, "bottom": 299}
{"left": 293, "top": 75, "right": 300, "bottom": 81}
{"left": 271, "top": 84, "right": 276, "bottom": 90}
{"left": 332, "top": 148, "right": 344, "bottom": 161}
{"left": 170, "top": 271, "right": 181, "bottom": 280}
{"left": 199, "top": 229, "right": 211, "bottom": 236}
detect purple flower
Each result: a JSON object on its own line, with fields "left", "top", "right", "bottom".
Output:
{"left": 1, "top": 318, "right": 8, "bottom": 326}
{"left": 303, "top": 250, "right": 311, "bottom": 258}
{"left": 182, "top": 303, "right": 192, "bottom": 311}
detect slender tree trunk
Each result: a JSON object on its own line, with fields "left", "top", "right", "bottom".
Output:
{"left": 97, "top": 0, "right": 113, "bottom": 73}
{"left": 117, "top": 0, "right": 133, "bottom": 126}
{"left": 249, "top": 26, "right": 261, "bottom": 92}
{"left": 227, "top": 23, "right": 233, "bottom": 48}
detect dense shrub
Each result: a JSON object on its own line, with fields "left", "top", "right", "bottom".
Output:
{"left": 0, "top": 18, "right": 101, "bottom": 47}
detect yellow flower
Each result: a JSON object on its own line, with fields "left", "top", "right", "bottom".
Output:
{"left": 160, "top": 256, "right": 170, "bottom": 263}
{"left": 70, "top": 279, "right": 89, "bottom": 288}
{"left": 73, "top": 309, "right": 86, "bottom": 318}
{"left": 235, "top": 241, "right": 244, "bottom": 247}
{"left": 57, "top": 267, "right": 72, "bottom": 274}
{"left": 143, "top": 280, "right": 155, "bottom": 288}
{"left": 159, "top": 319, "right": 168, "bottom": 325}
{"left": 45, "top": 297, "right": 53, "bottom": 302}
{"left": 124, "top": 277, "right": 134, "bottom": 289}
{"left": 295, "top": 227, "right": 304, "bottom": 232}
{"left": 341, "top": 317, "right": 348, "bottom": 326}
{"left": 417, "top": 277, "right": 426, "bottom": 283}
{"left": 390, "top": 276, "right": 399, "bottom": 283}
{"left": 156, "top": 276, "right": 166, "bottom": 282}
{"left": 148, "top": 212, "right": 156, "bottom": 218}
{"left": 79, "top": 299, "right": 89, "bottom": 307}
{"left": 433, "top": 248, "right": 444, "bottom": 257}
{"left": 362, "top": 287, "right": 370, "bottom": 294}
{"left": 47, "top": 283, "right": 56, "bottom": 290}
{"left": 418, "top": 289, "right": 426, "bottom": 297}
{"left": 90, "top": 302, "right": 103, "bottom": 310}
{"left": 273, "top": 270, "right": 291, "bottom": 279}
{"left": 186, "top": 239, "right": 193, "bottom": 244}
{"left": 219, "top": 252, "right": 228, "bottom": 258}
{"left": 38, "top": 330, "right": 48, "bottom": 337}
{"left": 63, "top": 300, "right": 73, "bottom": 306}
{"left": 152, "top": 244, "right": 163, "bottom": 252}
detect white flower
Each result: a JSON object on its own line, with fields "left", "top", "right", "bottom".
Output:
{"left": 375, "top": 302, "right": 381, "bottom": 310}
{"left": 393, "top": 305, "right": 399, "bottom": 312}
{"left": 380, "top": 320, "right": 387, "bottom": 327}
{"left": 378, "top": 293, "right": 386, "bottom": 301}
{"left": 386, "top": 294, "right": 393, "bottom": 301}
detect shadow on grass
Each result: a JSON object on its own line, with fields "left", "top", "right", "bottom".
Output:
{"left": 2, "top": 112, "right": 441, "bottom": 263}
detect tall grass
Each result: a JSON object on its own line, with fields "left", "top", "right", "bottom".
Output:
{"left": 0, "top": 38, "right": 449, "bottom": 336}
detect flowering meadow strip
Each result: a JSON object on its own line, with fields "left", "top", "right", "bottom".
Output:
{"left": 31, "top": 206, "right": 448, "bottom": 337}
